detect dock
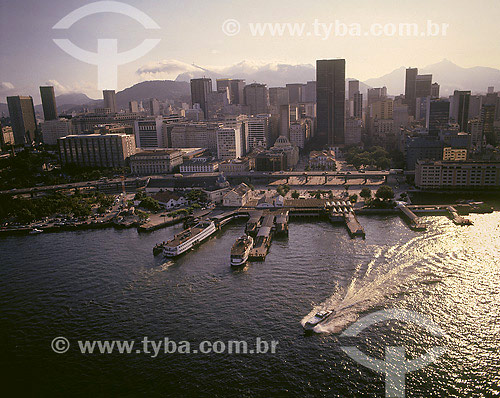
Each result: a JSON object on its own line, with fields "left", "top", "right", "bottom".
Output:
{"left": 248, "top": 215, "right": 275, "bottom": 261}
{"left": 447, "top": 206, "right": 473, "bottom": 226}
{"left": 275, "top": 211, "right": 289, "bottom": 236}
{"left": 398, "top": 204, "right": 427, "bottom": 231}
{"left": 245, "top": 210, "right": 263, "bottom": 236}
{"left": 344, "top": 212, "right": 365, "bottom": 238}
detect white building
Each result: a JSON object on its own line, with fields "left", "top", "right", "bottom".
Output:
{"left": 41, "top": 118, "right": 72, "bottom": 146}
{"left": 245, "top": 115, "right": 269, "bottom": 152}
{"left": 130, "top": 149, "right": 183, "bottom": 175}
{"left": 134, "top": 118, "right": 166, "bottom": 149}
{"left": 169, "top": 122, "right": 219, "bottom": 154}
{"left": 217, "top": 127, "right": 243, "bottom": 160}
{"left": 223, "top": 183, "right": 252, "bottom": 207}
{"left": 179, "top": 158, "right": 219, "bottom": 173}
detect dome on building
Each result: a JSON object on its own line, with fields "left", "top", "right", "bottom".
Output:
{"left": 273, "top": 135, "right": 291, "bottom": 147}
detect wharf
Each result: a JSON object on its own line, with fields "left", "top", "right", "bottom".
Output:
{"left": 275, "top": 211, "right": 289, "bottom": 236}
{"left": 344, "top": 212, "right": 365, "bottom": 238}
{"left": 398, "top": 204, "right": 427, "bottom": 231}
{"left": 248, "top": 215, "right": 275, "bottom": 261}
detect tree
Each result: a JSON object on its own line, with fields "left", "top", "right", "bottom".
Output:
{"left": 139, "top": 196, "right": 161, "bottom": 211}
{"left": 360, "top": 187, "right": 372, "bottom": 200}
{"left": 349, "top": 194, "right": 358, "bottom": 203}
{"left": 375, "top": 185, "right": 395, "bottom": 201}
{"left": 291, "top": 190, "right": 299, "bottom": 199}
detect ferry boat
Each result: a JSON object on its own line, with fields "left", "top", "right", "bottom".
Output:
{"left": 154, "top": 220, "right": 217, "bottom": 257}
{"left": 303, "top": 310, "right": 333, "bottom": 331}
{"left": 29, "top": 228, "right": 43, "bottom": 235}
{"left": 230, "top": 235, "right": 254, "bottom": 266}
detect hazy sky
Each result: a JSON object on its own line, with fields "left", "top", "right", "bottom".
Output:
{"left": 1, "top": 0, "right": 499, "bottom": 102}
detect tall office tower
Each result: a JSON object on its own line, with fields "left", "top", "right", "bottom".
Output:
{"left": 431, "top": 83, "right": 440, "bottom": 99}
{"left": 7, "top": 95, "right": 37, "bottom": 145}
{"left": 426, "top": 99, "right": 450, "bottom": 135}
{"left": 452, "top": 90, "right": 471, "bottom": 132}
{"left": 415, "top": 75, "right": 432, "bottom": 99}
{"left": 405, "top": 67, "right": 418, "bottom": 116}
{"left": 316, "top": 59, "right": 346, "bottom": 147}
{"left": 269, "top": 87, "right": 289, "bottom": 107}
{"left": 367, "top": 87, "right": 387, "bottom": 107}
{"left": 480, "top": 104, "right": 496, "bottom": 146}
{"left": 39, "top": 86, "right": 58, "bottom": 120}
{"left": 134, "top": 118, "right": 165, "bottom": 149}
{"left": 149, "top": 98, "right": 160, "bottom": 116}
{"left": 345, "top": 118, "right": 363, "bottom": 146}
{"left": 129, "top": 101, "right": 139, "bottom": 113}
{"left": 190, "top": 78, "right": 213, "bottom": 118}
{"left": 103, "top": 90, "right": 117, "bottom": 113}
{"left": 244, "top": 83, "right": 269, "bottom": 115}
{"left": 348, "top": 80, "right": 360, "bottom": 101}
{"left": 488, "top": 86, "right": 495, "bottom": 94}
{"left": 216, "top": 79, "right": 245, "bottom": 105}
{"left": 304, "top": 81, "right": 316, "bottom": 103}
{"left": 217, "top": 127, "right": 243, "bottom": 160}
{"left": 245, "top": 115, "right": 269, "bottom": 151}
{"left": 278, "top": 105, "right": 298, "bottom": 139}
{"left": 370, "top": 99, "right": 394, "bottom": 120}
{"left": 286, "top": 83, "right": 304, "bottom": 104}
{"left": 352, "top": 92, "right": 363, "bottom": 118}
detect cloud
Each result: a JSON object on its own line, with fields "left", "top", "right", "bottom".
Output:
{"left": 45, "top": 80, "right": 96, "bottom": 96}
{"left": 0, "top": 82, "right": 15, "bottom": 95}
{"left": 136, "top": 59, "right": 316, "bottom": 87}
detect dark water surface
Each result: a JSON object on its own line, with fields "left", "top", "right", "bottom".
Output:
{"left": 1, "top": 214, "right": 499, "bottom": 397}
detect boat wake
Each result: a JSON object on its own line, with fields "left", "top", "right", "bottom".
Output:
{"left": 302, "top": 229, "right": 449, "bottom": 334}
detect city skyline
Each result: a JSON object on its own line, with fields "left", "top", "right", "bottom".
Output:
{"left": 1, "top": 0, "right": 500, "bottom": 102}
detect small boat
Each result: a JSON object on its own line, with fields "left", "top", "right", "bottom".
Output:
{"left": 303, "top": 310, "right": 333, "bottom": 331}
{"left": 29, "top": 228, "right": 43, "bottom": 235}
{"left": 230, "top": 235, "right": 254, "bottom": 266}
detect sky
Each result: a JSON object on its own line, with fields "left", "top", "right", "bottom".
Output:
{"left": 1, "top": 0, "right": 500, "bottom": 102}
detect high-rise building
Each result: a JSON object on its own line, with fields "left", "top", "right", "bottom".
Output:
{"left": 370, "top": 99, "right": 393, "bottom": 120}
{"left": 190, "top": 78, "right": 213, "bottom": 118}
{"left": 304, "top": 81, "right": 316, "bottom": 103}
{"left": 269, "top": 87, "right": 289, "bottom": 107}
{"left": 103, "top": 90, "right": 117, "bottom": 113}
{"left": 134, "top": 118, "right": 166, "bottom": 149}
{"left": 7, "top": 95, "right": 37, "bottom": 145}
{"left": 352, "top": 92, "right": 363, "bottom": 118}
{"left": 40, "top": 86, "right": 58, "bottom": 121}
{"left": 405, "top": 67, "right": 418, "bottom": 117}
{"left": 427, "top": 99, "right": 450, "bottom": 136}
{"left": 452, "top": 90, "right": 471, "bottom": 132}
{"left": 286, "top": 83, "right": 304, "bottom": 104}
{"left": 244, "top": 83, "right": 269, "bottom": 115}
{"left": 348, "top": 80, "right": 360, "bottom": 101}
{"left": 149, "top": 98, "right": 160, "bottom": 116}
{"left": 316, "top": 59, "right": 345, "bottom": 147}
{"left": 217, "top": 127, "right": 243, "bottom": 160}
{"left": 488, "top": 86, "right": 495, "bottom": 94}
{"left": 481, "top": 104, "right": 496, "bottom": 146}
{"left": 245, "top": 115, "right": 269, "bottom": 151}
{"left": 431, "top": 83, "right": 440, "bottom": 99}
{"left": 415, "top": 75, "right": 432, "bottom": 99}
{"left": 216, "top": 79, "right": 245, "bottom": 105}
{"left": 41, "top": 119, "right": 72, "bottom": 146}
{"left": 367, "top": 87, "right": 387, "bottom": 107}
{"left": 345, "top": 118, "right": 363, "bottom": 146}
{"left": 129, "top": 101, "right": 139, "bottom": 113}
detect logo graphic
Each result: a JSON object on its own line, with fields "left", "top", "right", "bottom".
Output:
{"left": 340, "top": 309, "right": 446, "bottom": 398}
{"left": 222, "top": 19, "right": 241, "bottom": 36}
{"left": 51, "top": 336, "right": 70, "bottom": 354}
{"left": 53, "top": 1, "right": 161, "bottom": 90}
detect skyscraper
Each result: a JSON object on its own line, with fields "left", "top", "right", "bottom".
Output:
{"left": 431, "top": 83, "right": 440, "bottom": 99}
{"left": 129, "top": 101, "right": 139, "bottom": 113}
{"left": 269, "top": 87, "right": 289, "bottom": 107}
{"left": 316, "top": 59, "right": 345, "bottom": 147}
{"left": 190, "top": 78, "right": 213, "bottom": 118}
{"left": 216, "top": 79, "right": 245, "bottom": 105}
{"left": 286, "top": 83, "right": 304, "bottom": 104}
{"left": 7, "top": 95, "right": 37, "bottom": 145}
{"left": 452, "top": 90, "right": 471, "bottom": 132}
{"left": 415, "top": 75, "right": 432, "bottom": 98}
{"left": 304, "top": 81, "right": 317, "bottom": 103}
{"left": 348, "top": 80, "right": 360, "bottom": 101}
{"left": 244, "top": 83, "right": 269, "bottom": 115}
{"left": 103, "top": 90, "right": 117, "bottom": 113}
{"left": 353, "top": 92, "right": 363, "bottom": 118}
{"left": 480, "top": 104, "right": 496, "bottom": 146}
{"left": 39, "top": 86, "right": 58, "bottom": 121}
{"left": 405, "top": 67, "right": 418, "bottom": 117}
{"left": 427, "top": 99, "right": 450, "bottom": 136}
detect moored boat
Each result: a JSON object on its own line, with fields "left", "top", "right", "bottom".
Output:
{"left": 230, "top": 235, "right": 254, "bottom": 266}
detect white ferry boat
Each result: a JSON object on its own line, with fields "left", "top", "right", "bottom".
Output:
{"left": 230, "top": 235, "right": 254, "bottom": 266}
{"left": 156, "top": 220, "right": 217, "bottom": 257}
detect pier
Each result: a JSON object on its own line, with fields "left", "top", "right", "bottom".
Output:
{"left": 344, "top": 212, "right": 366, "bottom": 238}
{"left": 245, "top": 210, "right": 263, "bottom": 236}
{"left": 398, "top": 204, "right": 427, "bottom": 231}
{"left": 275, "top": 211, "right": 289, "bottom": 236}
{"left": 249, "top": 215, "right": 275, "bottom": 261}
